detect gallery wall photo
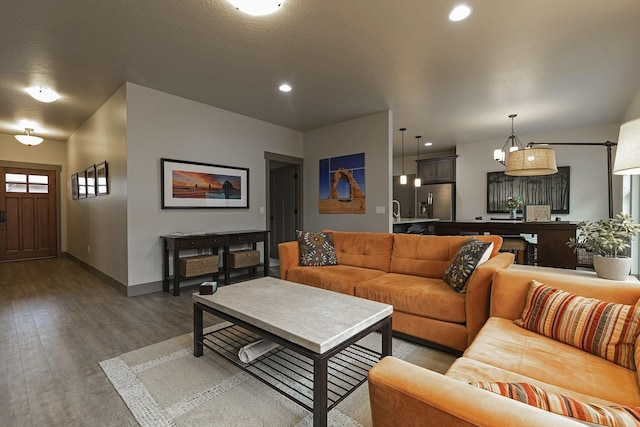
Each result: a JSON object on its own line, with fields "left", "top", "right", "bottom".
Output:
{"left": 318, "top": 153, "right": 365, "bottom": 214}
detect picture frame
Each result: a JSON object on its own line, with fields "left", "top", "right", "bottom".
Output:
{"left": 486, "top": 166, "right": 570, "bottom": 214}
{"left": 77, "top": 171, "right": 87, "bottom": 199}
{"left": 96, "top": 161, "right": 109, "bottom": 195}
{"left": 161, "top": 158, "right": 249, "bottom": 209}
{"left": 71, "top": 173, "right": 79, "bottom": 200}
{"left": 86, "top": 165, "right": 97, "bottom": 198}
{"left": 524, "top": 205, "right": 551, "bottom": 222}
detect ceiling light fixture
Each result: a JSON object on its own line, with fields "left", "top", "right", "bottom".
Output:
{"left": 449, "top": 4, "right": 472, "bottom": 21}
{"left": 15, "top": 128, "right": 44, "bottom": 146}
{"left": 414, "top": 136, "right": 422, "bottom": 187}
{"left": 226, "top": 0, "right": 284, "bottom": 16}
{"left": 25, "top": 87, "right": 60, "bottom": 103}
{"left": 279, "top": 83, "right": 292, "bottom": 92}
{"left": 399, "top": 128, "right": 407, "bottom": 185}
{"left": 424, "top": 142, "right": 433, "bottom": 147}
{"left": 493, "top": 114, "right": 524, "bottom": 165}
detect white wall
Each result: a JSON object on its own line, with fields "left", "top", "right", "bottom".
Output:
{"left": 125, "top": 83, "right": 303, "bottom": 288}
{"left": 456, "top": 123, "right": 622, "bottom": 222}
{"left": 302, "top": 111, "right": 392, "bottom": 232}
{"left": 66, "top": 84, "right": 128, "bottom": 284}
{"left": 0, "top": 133, "right": 68, "bottom": 251}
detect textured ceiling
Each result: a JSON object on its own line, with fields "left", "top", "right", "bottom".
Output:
{"left": 2, "top": 0, "right": 640, "bottom": 155}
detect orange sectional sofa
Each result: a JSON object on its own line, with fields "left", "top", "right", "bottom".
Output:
{"left": 368, "top": 267, "right": 640, "bottom": 426}
{"left": 278, "top": 231, "right": 514, "bottom": 352}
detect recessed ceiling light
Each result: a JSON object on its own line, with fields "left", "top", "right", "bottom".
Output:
{"left": 424, "top": 142, "right": 433, "bottom": 147}
{"left": 227, "top": 0, "right": 284, "bottom": 16}
{"left": 449, "top": 4, "right": 472, "bottom": 22}
{"left": 25, "top": 87, "right": 60, "bottom": 103}
{"left": 279, "top": 83, "right": 292, "bottom": 92}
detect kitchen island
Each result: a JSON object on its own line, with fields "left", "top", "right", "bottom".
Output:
{"left": 432, "top": 220, "right": 577, "bottom": 269}
{"left": 392, "top": 218, "right": 439, "bottom": 234}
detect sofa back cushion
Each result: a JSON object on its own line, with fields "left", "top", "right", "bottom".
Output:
{"left": 390, "top": 234, "right": 502, "bottom": 278}
{"left": 515, "top": 281, "right": 640, "bottom": 370}
{"left": 324, "top": 230, "right": 394, "bottom": 272}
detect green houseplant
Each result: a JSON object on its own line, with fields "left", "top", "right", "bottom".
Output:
{"left": 567, "top": 213, "right": 640, "bottom": 280}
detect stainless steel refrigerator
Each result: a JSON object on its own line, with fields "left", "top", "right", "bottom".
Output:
{"left": 416, "top": 183, "right": 455, "bottom": 220}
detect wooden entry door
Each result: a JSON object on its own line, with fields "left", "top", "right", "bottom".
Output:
{"left": 0, "top": 167, "right": 57, "bottom": 261}
{"left": 269, "top": 164, "right": 299, "bottom": 258}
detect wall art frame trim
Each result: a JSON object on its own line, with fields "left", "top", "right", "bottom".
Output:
{"left": 161, "top": 158, "right": 249, "bottom": 209}
{"left": 486, "top": 166, "right": 570, "bottom": 214}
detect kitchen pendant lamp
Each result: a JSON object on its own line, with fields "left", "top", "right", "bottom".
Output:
{"left": 15, "top": 128, "right": 43, "bottom": 146}
{"left": 399, "top": 128, "right": 407, "bottom": 185}
{"left": 414, "top": 136, "right": 422, "bottom": 187}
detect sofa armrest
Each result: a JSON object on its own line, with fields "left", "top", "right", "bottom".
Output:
{"left": 368, "top": 356, "right": 583, "bottom": 427}
{"left": 464, "top": 252, "right": 514, "bottom": 345}
{"left": 278, "top": 241, "right": 300, "bottom": 280}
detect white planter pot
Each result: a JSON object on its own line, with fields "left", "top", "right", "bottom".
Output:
{"left": 592, "top": 255, "right": 632, "bottom": 281}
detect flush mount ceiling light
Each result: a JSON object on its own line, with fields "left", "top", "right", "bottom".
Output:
{"left": 15, "top": 128, "right": 44, "bottom": 146}
{"left": 226, "top": 0, "right": 284, "bottom": 16}
{"left": 424, "top": 142, "right": 433, "bottom": 147}
{"left": 278, "top": 83, "right": 292, "bottom": 92}
{"left": 25, "top": 87, "right": 60, "bottom": 103}
{"left": 449, "top": 4, "right": 472, "bottom": 21}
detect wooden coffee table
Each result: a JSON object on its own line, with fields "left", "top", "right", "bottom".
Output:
{"left": 193, "top": 276, "right": 393, "bottom": 427}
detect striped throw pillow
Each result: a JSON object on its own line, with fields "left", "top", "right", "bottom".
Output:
{"left": 470, "top": 382, "right": 640, "bottom": 427}
{"left": 514, "top": 281, "right": 640, "bottom": 370}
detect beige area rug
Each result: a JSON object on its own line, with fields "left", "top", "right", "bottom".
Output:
{"left": 100, "top": 323, "right": 456, "bottom": 427}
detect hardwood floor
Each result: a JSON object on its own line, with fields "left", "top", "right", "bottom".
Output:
{"left": 0, "top": 257, "right": 231, "bottom": 426}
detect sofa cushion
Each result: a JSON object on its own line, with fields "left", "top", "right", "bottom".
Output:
{"left": 443, "top": 239, "right": 493, "bottom": 293}
{"left": 469, "top": 381, "right": 640, "bottom": 427}
{"left": 389, "top": 234, "right": 502, "bottom": 279}
{"left": 326, "top": 231, "right": 394, "bottom": 272}
{"left": 285, "top": 265, "right": 386, "bottom": 295}
{"left": 355, "top": 273, "right": 466, "bottom": 323}
{"left": 514, "top": 281, "right": 640, "bottom": 370}
{"left": 454, "top": 317, "right": 640, "bottom": 406}
{"left": 296, "top": 230, "right": 338, "bottom": 266}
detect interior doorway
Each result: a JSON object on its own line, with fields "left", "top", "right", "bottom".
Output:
{"left": 265, "top": 152, "right": 303, "bottom": 265}
{"left": 0, "top": 166, "right": 58, "bottom": 261}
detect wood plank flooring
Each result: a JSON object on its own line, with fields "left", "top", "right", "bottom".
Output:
{"left": 0, "top": 257, "right": 230, "bottom": 427}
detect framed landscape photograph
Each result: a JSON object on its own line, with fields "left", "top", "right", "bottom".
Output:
{"left": 78, "top": 171, "right": 87, "bottom": 199}
{"left": 71, "top": 173, "right": 79, "bottom": 200}
{"left": 96, "top": 161, "right": 109, "bottom": 195}
{"left": 86, "top": 165, "right": 96, "bottom": 198}
{"left": 161, "top": 158, "right": 249, "bottom": 209}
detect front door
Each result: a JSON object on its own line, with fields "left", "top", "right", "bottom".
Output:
{"left": 0, "top": 167, "right": 57, "bottom": 261}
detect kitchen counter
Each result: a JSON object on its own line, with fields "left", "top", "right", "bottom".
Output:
{"left": 392, "top": 218, "right": 439, "bottom": 234}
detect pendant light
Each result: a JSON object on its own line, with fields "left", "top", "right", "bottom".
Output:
{"left": 15, "top": 128, "right": 44, "bottom": 146}
{"left": 399, "top": 128, "right": 407, "bottom": 185}
{"left": 414, "top": 135, "right": 422, "bottom": 187}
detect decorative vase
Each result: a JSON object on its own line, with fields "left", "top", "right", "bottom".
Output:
{"left": 509, "top": 208, "right": 517, "bottom": 219}
{"left": 592, "top": 255, "right": 632, "bottom": 281}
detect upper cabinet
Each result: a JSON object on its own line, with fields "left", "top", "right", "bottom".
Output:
{"left": 417, "top": 156, "right": 457, "bottom": 184}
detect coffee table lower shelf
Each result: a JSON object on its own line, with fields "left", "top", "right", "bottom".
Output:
{"left": 200, "top": 324, "right": 381, "bottom": 413}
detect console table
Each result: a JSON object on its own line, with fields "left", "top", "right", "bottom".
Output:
{"left": 161, "top": 229, "right": 269, "bottom": 296}
{"left": 433, "top": 221, "right": 577, "bottom": 269}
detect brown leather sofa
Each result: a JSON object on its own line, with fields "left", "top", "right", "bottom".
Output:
{"left": 368, "top": 267, "right": 640, "bottom": 426}
{"left": 278, "top": 231, "right": 514, "bottom": 352}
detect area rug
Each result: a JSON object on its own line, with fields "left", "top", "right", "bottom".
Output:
{"left": 100, "top": 322, "right": 456, "bottom": 427}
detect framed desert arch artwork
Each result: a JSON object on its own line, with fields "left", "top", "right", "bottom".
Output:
{"left": 318, "top": 153, "right": 365, "bottom": 214}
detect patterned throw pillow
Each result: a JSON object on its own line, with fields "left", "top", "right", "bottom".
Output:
{"left": 296, "top": 230, "right": 338, "bottom": 267}
{"left": 514, "top": 281, "right": 640, "bottom": 370}
{"left": 443, "top": 239, "right": 492, "bottom": 293}
{"left": 469, "top": 381, "right": 640, "bottom": 427}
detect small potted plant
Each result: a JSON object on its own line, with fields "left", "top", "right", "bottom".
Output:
{"left": 505, "top": 196, "right": 523, "bottom": 219}
{"left": 567, "top": 213, "right": 640, "bottom": 280}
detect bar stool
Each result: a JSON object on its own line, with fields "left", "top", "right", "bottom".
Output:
{"left": 500, "top": 236, "right": 528, "bottom": 265}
